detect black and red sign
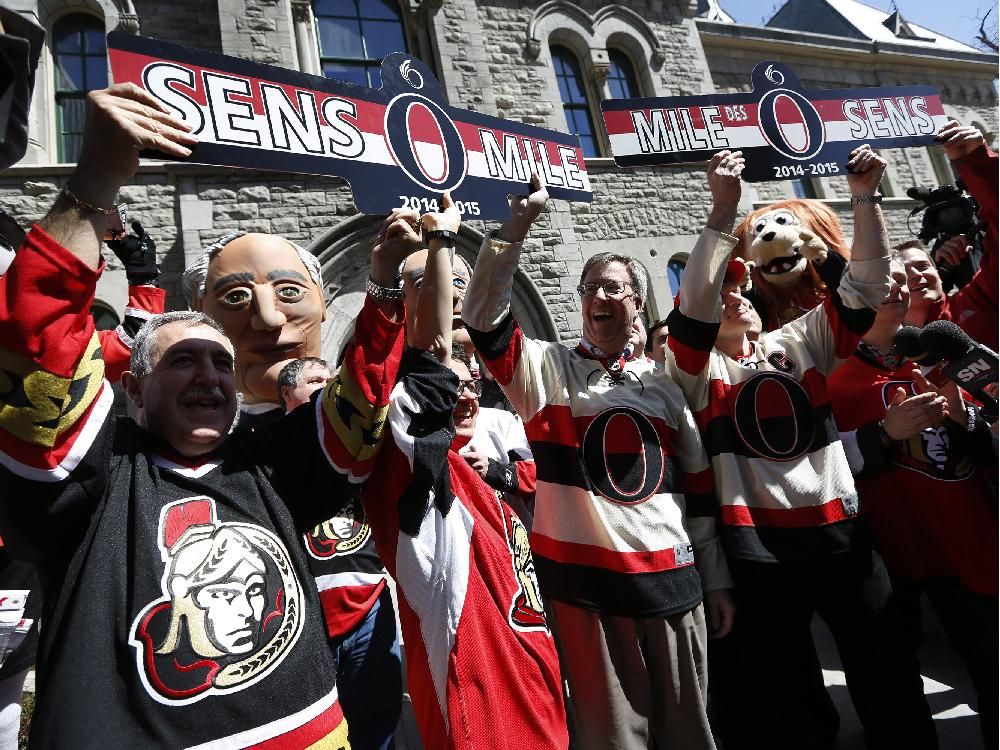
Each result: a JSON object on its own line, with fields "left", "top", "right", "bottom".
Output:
{"left": 108, "top": 33, "right": 592, "bottom": 219}
{"left": 602, "top": 61, "right": 948, "bottom": 182}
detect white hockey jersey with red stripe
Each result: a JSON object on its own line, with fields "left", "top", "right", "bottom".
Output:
{"left": 666, "top": 227, "right": 888, "bottom": 563}
{"left": 462, "top": 236, "right": 731, "bottom": 618}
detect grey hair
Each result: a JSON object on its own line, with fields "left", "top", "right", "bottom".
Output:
{"left": 130, "top": 311, "right": 231, "bottom": 377}
{"left": 276, "top": 356, "right": 329, "bottom": 409}
{"left": 579, "top": 253, "right": 649, "bottom": 306}
{"left": 180, "top": 231, "right": 323, "bottom": 306}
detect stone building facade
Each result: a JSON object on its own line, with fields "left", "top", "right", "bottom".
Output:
{"left": 2, "top": 0, "right": 996, "bottom": 358}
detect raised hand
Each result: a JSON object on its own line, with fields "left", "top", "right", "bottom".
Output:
{"left": 105, "top": 220, "right": 159, "bottom": 285}
{"left": 72, "top": 84, "right": 196, "bottom": 207}
{"left": 936, "top": 119, "right": 985, "bottom": 161}
{"left": 420, "top": 190, "right": 462, "bottom": 235}
{"left": 845, "top": 144, "right": 887, "bottom": 197}
{"left": 497, "top": 173, "right": 549, "bottom": 243}
{"left": 706, "top": 150, "right": 744, "bottom": 233}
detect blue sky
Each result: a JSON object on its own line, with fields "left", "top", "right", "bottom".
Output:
{"left": 724, "top": 0, "right": 995, "bottom": 49}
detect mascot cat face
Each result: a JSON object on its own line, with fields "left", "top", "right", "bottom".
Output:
{"left": 746, "top": 208, "right": 808, "bottom": 287}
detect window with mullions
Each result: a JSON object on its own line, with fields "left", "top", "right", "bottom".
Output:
{"left": 53, "top": 14, "right": 107, "bottom": 163}
{"left": 551, "top": 45, "right": 599, "bottom": 159}
{"left": 314, "top": 0, "right": 407, "bottom": 89}
{"left": 606, "top": 49, "right": 640, "bottom": 100}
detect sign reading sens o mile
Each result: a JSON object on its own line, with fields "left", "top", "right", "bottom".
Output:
{"left": 107, "top": 33, "right": 593, "bottom": 220}
{"left": 601, "top": 60, "right": 948, "bottom": 182}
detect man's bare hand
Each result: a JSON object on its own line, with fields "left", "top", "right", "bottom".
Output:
{"left": 371, "top": 207, "right": 421, "bottom": 286}
{"left": 705, "top": 589, "right": 737, "bottom": 639}
{"left": 934, "top": 235, "right": 971, "bottom": 268}
{"left": 72, "top": 84, "right": 196, "bottom": 207}
{"left": 912, "top": 371, "right": 967, "bottom": 427}
{"left": 463, "top": 450, "right": 490, "bottom": 479}
{"left": 936, "top": 119, "right": 985, "bottom": 161}
{"left": 845, "top": 144, "right": 886, "bottom": 197}
{"left": 882, "top": 386, "right": 949, "bottom": 440}
{"left": 421, "top": 190, "right": 462, "bottom": 235}
{"left": 705, "top": 150, "right": 743, "bottom": 233}
{"left": 496, "top": 173, "right": 549, "bottom": 243}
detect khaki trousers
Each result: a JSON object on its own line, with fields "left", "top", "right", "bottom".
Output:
{"left": 549, "top": 600, "right": 715, "bottom": 750}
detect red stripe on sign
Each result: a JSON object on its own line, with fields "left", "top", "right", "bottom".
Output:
{"left": 530, "top": 532, "right": 689, "bottom": 574}
{"left": 721, "top": 497, "right": 855, "bottom": 528}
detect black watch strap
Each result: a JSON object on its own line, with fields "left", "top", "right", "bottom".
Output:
{"left": 423, "top": 228, "right": 458, "bottom": 245}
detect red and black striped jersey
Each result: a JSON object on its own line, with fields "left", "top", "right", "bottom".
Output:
{"left": 463, "top": 236, "right": 731, "bottom": 618}
{"left": 667, "top": 227, "right": 887, "bottom": 564}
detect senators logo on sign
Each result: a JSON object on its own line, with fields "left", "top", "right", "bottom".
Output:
{"left": 129, "top": 497, "right": 304, "bottom": 705}
{"left": 107, "top": 33, "right": 592, "bottom": 220}
{"left": 601, "top": 60, "right": 947, "bottom": 182}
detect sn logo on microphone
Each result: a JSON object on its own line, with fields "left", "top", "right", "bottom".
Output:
{"left": 956, "top": 358, "right": 992, "bottom": 383}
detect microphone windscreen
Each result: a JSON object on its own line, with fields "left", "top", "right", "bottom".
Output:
{"left": 920, "top": 320, "right": 973, "bottom": 361}
{"left": 893, "top": 326, "right": 941, "bottom": 365}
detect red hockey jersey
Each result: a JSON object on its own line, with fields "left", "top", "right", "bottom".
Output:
{"left": 362, "top": 349, "right": 568, "bottom": 750}
{"left": 829, "top": 353, "right": 998, "bottom": 594}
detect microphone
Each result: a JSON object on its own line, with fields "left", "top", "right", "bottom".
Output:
{"left": 892, "top": 325, "right": 949, "bottom": 387}
{"left": 918, "top": 320, "right": 998, "bottom": 423}
{"left": 893, "top": 326, "right": 941, "bottom": 367}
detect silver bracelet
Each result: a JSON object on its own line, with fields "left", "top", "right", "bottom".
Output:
{"left": 61, "top": 184, "right": 116, "bottom": 215}
{"left": 366, "top": 275, "right": 403, "bottom": 301}
{"left": 851, "top": 194, "right": 883, "bottom": 205}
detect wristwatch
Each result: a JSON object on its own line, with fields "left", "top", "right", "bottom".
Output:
{"left": 851, "top": 194, "right": 883, "bottom": 205}
{"left": 366, "top": 274, "right": 403, "bottom": 301}
{"left": 487, "top": 228, "right": 515, "bottom": 252}
{"left": 422, "top": 227, "right": 458, "bottom": 245}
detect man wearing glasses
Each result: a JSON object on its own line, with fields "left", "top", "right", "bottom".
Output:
{"left": 462, "top": 175, "right": 735, "bottom": 749}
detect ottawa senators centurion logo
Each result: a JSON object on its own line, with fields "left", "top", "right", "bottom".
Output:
{"left": 498, "top": 500, "right": 547, "bottom": 632}
{"left": 129, "top": 497, "right": 304, "bottom": 705}
{"left": 303, "top": 496, "right": 372, "bottom": 559}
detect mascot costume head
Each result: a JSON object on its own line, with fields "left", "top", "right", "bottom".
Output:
{"left": 733, "top": 199, "right": 850, "bottom": 331}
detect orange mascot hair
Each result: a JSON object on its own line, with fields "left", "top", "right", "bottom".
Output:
{"left": 732, "top": 199, "right": 851, "bottom": 331}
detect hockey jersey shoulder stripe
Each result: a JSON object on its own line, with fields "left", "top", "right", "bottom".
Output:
{"left": 666, "top": 309, "right": 716, "bottom": 375}
{"left": 822, "top": 295, "right": 873, "bottom": 357}
{"left": 467, "top": 314, "right": 521, "bottom": 386}
{"left": 0, "top": 378, "right": 113, "bottom": 481}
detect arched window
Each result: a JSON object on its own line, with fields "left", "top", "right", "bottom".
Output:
{"left": 52, "top": 14, "right": 107, "bottom": 163}
{"left": 666, "top": 256, "right": 686, "bottom": 296}
{"left": 606, "top": 49, "right": 640, "bottom": 100}
{"left": 313, "top": 0, "right": 407, "bottom": 88}
{"left": 551, "top": 45, "right": 599, "bottom": 159}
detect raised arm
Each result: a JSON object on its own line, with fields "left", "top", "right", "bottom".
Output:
{"left": 39, "top": 85, "right": 195, "bottom": 270}
{"left": 845, "top": 144, "right": 890, "bottom": 271}
{"left": 462, "top": 174, "right": 548, "bottom": 333}
{"left": 412, "top": 192, "right": 462, "bottom": 360}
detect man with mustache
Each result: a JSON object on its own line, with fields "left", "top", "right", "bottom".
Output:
{"left": 182, "top": 221, "right": 408, "bottom": 749}
{"left": 0, "top": 83, "right": 408, "bottom": 747}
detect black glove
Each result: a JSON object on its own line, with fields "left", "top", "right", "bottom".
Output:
{"left": 106, "top": 220, "right": 159, "bottom": 285}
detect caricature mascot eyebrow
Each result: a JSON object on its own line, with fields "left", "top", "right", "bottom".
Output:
{"left": 733, "top": 199, "right": 851, "bottom": 331}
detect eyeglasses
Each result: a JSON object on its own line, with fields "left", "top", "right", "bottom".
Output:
{"left": 576, "top": 281, "right": 634, "bottom": 299}
{"left": 457, "top": 378, "right": 482, "bottom": 397}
